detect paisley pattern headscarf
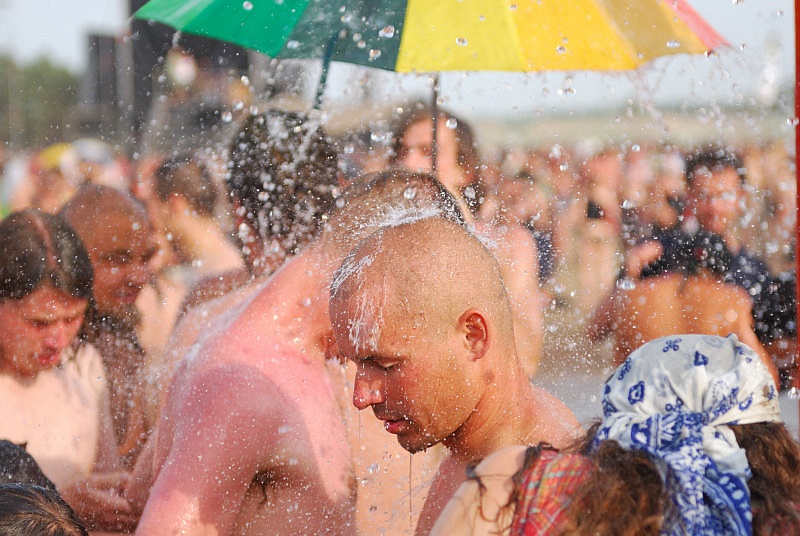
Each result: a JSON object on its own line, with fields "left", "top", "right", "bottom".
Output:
{"left": 591, "top": 334, "right": 781, "bottom": 535}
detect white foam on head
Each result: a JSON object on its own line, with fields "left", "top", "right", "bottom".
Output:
{"left": 347, "top": 286, "right": 386, "bottom": 355}
{"left": 464, "top": 221, "right": 498, "bottom": 252}
{"left": 379, "top": 204, "right": 443, "bottom": 229}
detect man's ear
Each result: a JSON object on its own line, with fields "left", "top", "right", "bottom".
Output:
{"left": 459, "top": 309, "right": 489, "bottom": 361}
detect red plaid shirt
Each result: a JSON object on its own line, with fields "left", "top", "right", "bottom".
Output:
{"left": 509, "top": 449, "right": 594, "bottom": 536}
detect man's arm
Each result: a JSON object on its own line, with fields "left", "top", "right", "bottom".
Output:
{"left": 136, "top": 369, "right": 273, "bottom": 535}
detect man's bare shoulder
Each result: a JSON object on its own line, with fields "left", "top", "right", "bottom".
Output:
{"left": 525, "top": 385, "right": 582, "bottom": 448}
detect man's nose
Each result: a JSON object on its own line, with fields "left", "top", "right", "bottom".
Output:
{"left": 352, "top": 368, "right": 384, "bottom": 411}
{"left": 44, "top": 323, "right": 72, "bottom": 349}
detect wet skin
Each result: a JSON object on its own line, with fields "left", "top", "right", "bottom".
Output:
{"left": 0, "top": 286, "right": 87, "bottom": 378}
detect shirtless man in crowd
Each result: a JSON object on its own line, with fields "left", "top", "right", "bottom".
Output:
{"left": 588, "top": 235, "right": 780, "bottom": 385}
{"left": 329, "top": 216, "right": 581, "bottom": 535}
{"left": 60, "top": 185, "right": 158, "bottom": 469}
{"left": 134, "top": 169, "right": 466, "bottom": 535}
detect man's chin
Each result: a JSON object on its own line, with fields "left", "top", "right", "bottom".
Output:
{"left": 397, "top": 434, "right": 438, "bottom": 455}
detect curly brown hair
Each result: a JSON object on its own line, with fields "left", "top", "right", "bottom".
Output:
{"left": 502, "top": 421, "right": 800, "bottom": 535}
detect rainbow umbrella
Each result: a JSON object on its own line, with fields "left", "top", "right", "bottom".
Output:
{"left": 134, "top": 0, "right": 727, "bottom": 105}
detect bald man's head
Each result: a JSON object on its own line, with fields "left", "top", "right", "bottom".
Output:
{"left": 61, "top": 185, "right": 156, "bottom": 322}
{"left": 330, "top": 216, "right": 517, "bottom": 453}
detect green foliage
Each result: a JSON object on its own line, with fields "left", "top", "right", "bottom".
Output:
{"left": 0, "top": 55, "right": 79, "bottom": 148}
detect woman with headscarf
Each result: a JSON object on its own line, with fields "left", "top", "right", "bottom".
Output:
{"left": 431, "top": 334, "right": 800, "bottom": 535}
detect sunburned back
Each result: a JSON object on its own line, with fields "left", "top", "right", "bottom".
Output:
{"left": 610, "top": 273, "right": 758, "bottom": 365}
{"left": 140, "top": 290, "right": 356, "bottom": 535}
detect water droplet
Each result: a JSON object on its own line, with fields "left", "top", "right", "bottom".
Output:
{"left": 336, "top": 198, "right": 346, "bottom": 209}
{"left": 787, "top": 117, "right": 799, "bottom": 126}
{"left": 556, "top": 45, "right": 566, "bottom": 54}
{"left": 378, "top": 25, "right": 395, "bottom": 39}
{"left": 344, "top": 143, "right": 355, "bottom": 155}
{"left": 368, "top": 463, "right": 379, "bottom": 474}
{"left": 341, "top": 12, "right": 353, "bottom": 23}
{"left": 788, "top": 387, "right": 799, "bottom": 400}
{"left": 221, "top": 110, "right": 233, "bottom": 123}
{"left": 403, "top": 187, "right": 417, "bottom": 200}
{"left": 666, "top": 39, "right": 680, "bottom": 49}
{"left": 370, "top": 131, "right": 386, "bottom": 143}
{"left": 616, "top": 278, "right": 636, "bottom": 290}
{"left": 302, "top": 297, "right": 312, "bottom": 307}
{"left": 242, "top": 1, "right": 253, "bottom": 10}
{"left": 357, "top": 40, "right": 367, "bottom": 49}
{"left": 445, "top": 117, "right": 458, "bottom": 129}
{"left": 509, "top": 3, "right": 517, "bottom": 10}
{"left": 621, "top": 199, "right": 635, "bottom": 210}
{"left": 368, "top": 49, "right": 381, "bottom": 61}
{"left": 455, "top": 37, "right": 468, "bottom": 47}
{"left": 278, "top": 425, "right": 291, "bottom": 434}
{"left": 286, "top": 40, "right": 300, "bottom": 50}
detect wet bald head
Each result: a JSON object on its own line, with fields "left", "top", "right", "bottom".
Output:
{"left": 318, "top": 168, "right": 463, "bottom": 261}
{"left": 60, "top": 184, "right": 155, "bottom": 321}
{"left": 330, "top": 216, "right": 514, "bottom": 356}
{"left": 61, "top": 184, "right": 150, "bottom": 237}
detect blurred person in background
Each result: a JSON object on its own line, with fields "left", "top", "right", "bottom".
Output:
{"left": 134, "top": 152, "right": 243, "bottom": 361}
{"left": 9, "top": 144, "right": 81, "bottom": 215}
{"left": 61, "top": 185, "right": 159, "bottom": 470}
{"left": 391, "top": 104, "right": 544, "bottom": 378}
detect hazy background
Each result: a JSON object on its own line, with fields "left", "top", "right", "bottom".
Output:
{"left": 1, "top": 0, "right": 794, "bottom": 118}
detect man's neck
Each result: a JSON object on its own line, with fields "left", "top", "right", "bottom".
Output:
{"left": 444, "top": 371, "right": 529, "bottom": 463}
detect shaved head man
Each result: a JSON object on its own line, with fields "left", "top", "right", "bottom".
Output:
{"left": 134, "top": 169, "right": 465, "bottom": 536}
{"left": 330, "top": 217, "right": 580, "bottom": 535}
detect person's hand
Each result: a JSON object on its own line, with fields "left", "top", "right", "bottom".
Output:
{"left": 624, "top": 241, "right": 663, "bottom": 279}
{"left": 60, "top": 472, "right": 139, "bottom": 533}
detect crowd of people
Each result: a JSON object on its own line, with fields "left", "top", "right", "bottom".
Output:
{"left": 0, "top": 96, "right": 798, "bottom": 535}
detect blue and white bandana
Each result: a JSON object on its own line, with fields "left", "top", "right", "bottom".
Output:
{"left": 591, "top": 334, "right": 781, "bottom": 536}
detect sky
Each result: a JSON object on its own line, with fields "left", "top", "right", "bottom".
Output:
{"left": 0, "top": 0, "right": 795, "bottom": 119}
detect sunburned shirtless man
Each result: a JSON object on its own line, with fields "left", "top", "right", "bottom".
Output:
{"left": 329, "top": 216, "right": 581, "bottom": 536}
{"left": 134, "top": 169, "right": 467, "bottom": 535}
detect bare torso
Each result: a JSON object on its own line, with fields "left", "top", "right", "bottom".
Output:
{"left": 608, "top": 273, "right": 773, "bottom": 377}
{"left": 136, "top": 264, "right": 356, "bottom": 535}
